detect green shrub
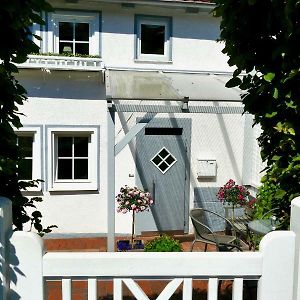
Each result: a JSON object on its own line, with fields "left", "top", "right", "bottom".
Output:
{"left": 254, "top": 176, "right": 277, "bottom": 219}
{"left": 144, "top": 234, "right": 183, "bottom": 252}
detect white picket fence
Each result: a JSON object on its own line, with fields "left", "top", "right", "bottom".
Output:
{"left": 1, "top": 196, "right": 300, "bottom": 300}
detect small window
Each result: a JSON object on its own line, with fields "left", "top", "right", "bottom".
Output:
{"left": 15, "top": 127, "right": 42, "bottom": 191}
{"left": 56, "top": 136, "right": 89, "bottom": 180}
{"left": 59, "top": 22, "right": 90, "bottom": 55}
{"left": 48, "top": 11, "right": 100, "bottom": 56}
{"left": 47, "top": 127, "right": 99, "bottom": 191}
{"left": 135, "top": 15, "right": 172, "bottom": 62}
{"left": 17, "top": 136, "right": 34, "bottom": 180}
{"left": 151, "top": 147, "right": 177, "bottom": 174}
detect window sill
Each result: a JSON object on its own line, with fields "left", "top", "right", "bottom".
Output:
{"left": 134, "top": 59, "right": 173, "bottom": 64}
{"left": 49, "top": 186, "right": 98, "bottom": 192}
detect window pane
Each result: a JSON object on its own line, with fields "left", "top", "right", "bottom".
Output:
{"left": 152, "top": 156, "right": 162, "bottom": 166}
{"left": 75, "top": 23, "right": 89, "bottom": 41}
{"left": 141, "top": 24, "right": 165, "bottom": 55}
{"left": 57, "top": 159, "right": 72, "bottom": 179}
{"left": 74, "top": 159, "right": 88, "bottom": 179}
{"left": 158, "top": 148, "right": 169, "bottom": 159}
{"left": 58, "top": 137, "right": 72, "bottom": 157}
{"left": 165, "top": 155, "right": 175, "bottom": 165}
{"left": 158, "top": 161, "right": 168, "bottom": 172}
{"left": 18, "top": 136, "right": 33, "bottom": 157}
{"left": 74, "top": 137, "right": 88, "bottom": 157}
{"left": 75, "top": 43, "right": 89, "bottom": 55}
{"left": 59, "top": 22, "right": 73, "bottom": 40}
{"left": 18, "top": 159, "right": 32, "bottom": 180}
{"left": 59, "top": 42, "right": 73, "bottom": 54}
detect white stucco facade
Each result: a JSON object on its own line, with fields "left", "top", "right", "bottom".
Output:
{"left": 16, "top": 0, "right": 262, "bottom": 236}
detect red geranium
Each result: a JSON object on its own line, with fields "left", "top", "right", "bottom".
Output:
{"left": 217, "top": 179, "right": 250, "bottom": 207}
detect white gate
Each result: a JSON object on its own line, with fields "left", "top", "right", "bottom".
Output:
{"left": 1, "top": 196, "right": 300, "bottom": 300}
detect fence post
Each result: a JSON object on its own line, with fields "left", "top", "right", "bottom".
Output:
{"left": 257, "top": 231, "right": 295, "bottom": 300}
{"left": 0, "top": 197, "right": 13, "bottom": 300}
{"left": 10, "top": 232, "right": 44, "bottom": 300}
{"left": 290, "top": 197, "right": 300, "bottom": 300}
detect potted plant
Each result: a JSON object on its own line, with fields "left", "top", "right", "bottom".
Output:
{"left": 217, "top": 179, "right": 251, "bottom": 220}
{"left": 144, "top": 234, "right": 183, "bottom": 252}
{"left": 116, "top": 185, "right": 154, "bottom": 250}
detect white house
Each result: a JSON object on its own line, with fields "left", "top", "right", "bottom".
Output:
{"left": 16, "top": 0, "right": 263, "bottom": 247}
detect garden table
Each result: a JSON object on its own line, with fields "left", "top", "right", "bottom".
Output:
{"left": 247, "top": 219, "right": 276, "bottom": 236}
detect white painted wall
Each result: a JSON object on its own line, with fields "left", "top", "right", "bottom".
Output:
{"left": 17, "top": 70, "right": 108, "bottom": 234}
{"left": 101, "top": 7, "right": 231, "bottom": 72}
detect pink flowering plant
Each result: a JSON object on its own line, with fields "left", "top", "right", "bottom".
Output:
{"left": 217, "top": 179, "right": 251, "bottom": 207}
{"left": 116, "top": 185, "right": 154, "bottom": 245}
{"left": 116, "top": 186, "right": 154, "bottom": 214}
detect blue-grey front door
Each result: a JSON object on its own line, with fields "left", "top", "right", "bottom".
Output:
{"left": 135, "top": 118, "right": 191, "bottom": 233}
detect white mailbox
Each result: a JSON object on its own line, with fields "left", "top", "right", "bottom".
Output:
{"left": 197, "top": 159, "right": 217, "bottom": 178}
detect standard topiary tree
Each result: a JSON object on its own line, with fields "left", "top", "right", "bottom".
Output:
{"left": 0, "top": 1, "right": 56, "bottom": 234}
{"left": 213, "top": 0, "right": 300, "bottom": 227}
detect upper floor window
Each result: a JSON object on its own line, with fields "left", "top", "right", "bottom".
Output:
{"left": 135, "top": 15, "right": 172, "bottom": 62}
{"left": 59, "top": 22, "right": 90, "bottom": 55}
{"left": 47, "top": 11, "right": 100, "bottom": 56}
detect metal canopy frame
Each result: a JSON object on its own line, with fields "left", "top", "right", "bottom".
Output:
{"left": 106, "top": 68, "right": 244, "bottom": 251}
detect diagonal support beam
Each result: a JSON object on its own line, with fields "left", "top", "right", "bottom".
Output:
{"left": 115, "top": 122, "right": 149, "bottom": 156}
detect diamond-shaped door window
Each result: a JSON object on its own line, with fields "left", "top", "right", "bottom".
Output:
{"left": 151, "top": 147, "right": 177, "bottom": 174}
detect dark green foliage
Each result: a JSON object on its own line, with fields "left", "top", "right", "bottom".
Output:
{"left": 0, "top": 0, "right": 56, "bottom": 235}
{"left": 213, "top": 0, "right": 300, "bottom": 227}
{"left": 144, "top": 234, "right": 183, "bottom": 252}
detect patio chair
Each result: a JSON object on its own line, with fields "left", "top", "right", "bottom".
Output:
{"left": 190, "top": 208, "right": 243, "bottom": 252}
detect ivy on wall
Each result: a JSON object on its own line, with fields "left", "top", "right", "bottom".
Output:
{"left": 213, "top": 0, "right": 300, "bottom": 227}
{"left": 0, "top": 1, "right": 56, "bottom": 234}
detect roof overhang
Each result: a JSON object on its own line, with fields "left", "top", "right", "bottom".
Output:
{"left": 105, "top": 69, "right": 242, "bottom": 103}
{"left": 81, "top": 0, "right": 214, "bottom": 10}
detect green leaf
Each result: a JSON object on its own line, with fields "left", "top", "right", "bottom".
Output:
{"left": 273, "top": 88, "right": 279, "bottom": 99}
{"left": 288, "top": 128, "right": 295, "bottom": 135}
{"left": 265, "top": 111, "right": 277, "bottom": 118}
{"left": 275, "top": 189, "right": 287, "bottom": 199}
{"left": 263, "top": 73, "right": 275, "bottom": 82}
{"left": 271, "top": 155, "right": 281, "bottom": 161}
{"left": 225, "top": 77, "right": 242, "bottom": 88}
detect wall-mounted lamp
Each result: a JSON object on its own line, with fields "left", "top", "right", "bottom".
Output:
{"left": 182, "top": 97, "right": 189, "bottom": 111}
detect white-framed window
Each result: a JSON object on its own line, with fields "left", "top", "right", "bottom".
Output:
{"left": 47, "top": 11, "right": 100, "bottom": 56}
{"left": 135, "top": 15, "right": 172, "bottom": 62}
{"left": 16, "top": 127, "right": 42, "bottom": 190}
{"left": 47, "top": 127, "right": 99, "bottom": 191}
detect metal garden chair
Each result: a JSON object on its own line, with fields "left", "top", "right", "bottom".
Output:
{"left": 190, "top": 208, "right": 243, "bottom": 252}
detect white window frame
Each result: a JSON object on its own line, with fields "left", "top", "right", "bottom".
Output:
{"left": 47, "top": 127, "right": 99, "bottom": 191}
{"left": 16, "top": 127, "right": 42, "bottom": 191}
{"left": 135, "top": 15, "right": 172, "bottom": 62}
{"left": 47, "top": 11, "right": 100, "bottom": 56}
